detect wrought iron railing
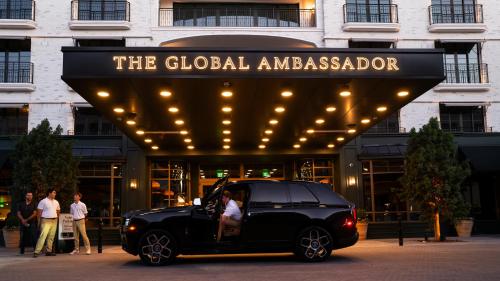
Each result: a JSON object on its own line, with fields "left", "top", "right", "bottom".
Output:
{"left": 343, "top": 4, "right": 398, "bottom": 23}
{"left": 0, "top": 62, "right": 33, "bottom": 83}
{"left": 71, "top": 0, "right": 130, "bottom": 21}
{"left": 71, "top": 126, "right": 120, "bottom": 136}
{"left": 365, "top": 126, "right": 405, "bottom": 134}
{"left": 441, "top": 126, "right": 492, "bottom": 134}
{"left": 0, "top": 0, "right": 35, "bottom": 20}
{"left": 429, "top": 4, "right": 483, "bottom": 24}
{"left": 158, "top": 8, "right": 316, "bottom": 27}
{"left": 444, "top": 63, "right": 488, "bottom": 84}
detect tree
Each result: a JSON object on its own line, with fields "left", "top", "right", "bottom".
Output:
{"left": 399, "top": 118, "right": 470, "bottom": 241}
{"left": 10, "top": 119, "right": 79, "bottom": 212}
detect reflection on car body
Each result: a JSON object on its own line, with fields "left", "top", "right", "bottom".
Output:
{"left": 120, "top": 177, "right": 359, "bottom": 266}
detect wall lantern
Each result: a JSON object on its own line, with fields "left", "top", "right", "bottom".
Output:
{"left": 129, "top": 178, "right": 138, "bottom": 190}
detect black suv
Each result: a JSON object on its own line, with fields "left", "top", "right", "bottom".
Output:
{"left": 120, "top": 178, "right": 358, "bottom": 265}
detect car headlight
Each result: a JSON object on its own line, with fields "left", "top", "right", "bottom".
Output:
{"left": 124, "top": 218, "right": 130, "bottom": 227}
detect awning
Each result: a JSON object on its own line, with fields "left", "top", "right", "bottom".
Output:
{"left": 459, "top": 146, "right": 500, "bottom": 172}
{"left": 359, "top": 144, "right": 407, "bottom": 159}
{"left": 61, "top": 44, "right": 445, "bottom": 156}
{"left": 72, "top": 147, "right": 124, "bottom": 161}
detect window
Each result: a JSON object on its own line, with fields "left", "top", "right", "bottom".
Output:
{"left": 170, "top": 3, "right": 306, "bottom": 27}
{"left": 77, "top": 163, "right": 123, "bottom": 227}
{"left": 430, "top": 0, "right": 480, "bottom": 24}
{"left": 365, "top": 111, "right": 400, "bottom": 134}
{"left": 150, "top": 160, "right": 191, "bottom": 208}
{"left": 289, "top": 183, "right": 318, "bottom": 204}
{"left": 344, "top": 0, "right": 396, "bottom": 23}
{"left": 244, "top": 163, "right": 284, "bottom": 179}
{"left": 250, "top": 183, "right": 289, "bottom": 205}
{"left": 0, "top": 39, "right": 31, "bottom": 83}
{"left": 437, "top": 42, "right": 487, "bottom": 84}
{"left": 75, "top": 38, "right": 126, "bottom": 47}
{"left": 440, "top": 104, "right": 486, "bottom": 133}
{"left": 75, "top": 0, "right": 129, "bottom": 21}
{"left": 305, "top": 183, "right": 347, "bottom": 206}
{"left": 74, "top": 107, "right": 119, "bottom": 136}
{"left": 0, "top": 107, "right": 28, "bottom": 135}
{"left": 361, "top": 160, "right": 418, "bottom": 221}
{"left": 199, "top": 163, "right": 240, "bottom": 179}
{"left": 295, "top": 159, "right": 335, "bottom": 189}
{"left": 0, "top": 0, "right": 34, "bottom": 20}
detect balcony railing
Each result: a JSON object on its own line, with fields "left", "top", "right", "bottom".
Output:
{"left": 444, "top": 63, "right": 488, "bottom": 84}
{"left": 429, "top": 4, "right": 483, "bottom": 24}
{"left": 365, "top": 126, "right": 406, "bottom": 134}
{"left": 0, "top": 62, "right": 33, "bottom": 83}
{"left": 441, "top": 126, "right": 492, "bottom": 134}
{"left": 71, "top": 0, "right": 130, "bottom": 21}
{"left": 158, "top": 8, "right": 316, "bottom": 27}
{"left": 0, "top": 0, "right": 35, "bottom": 20}
{"left": 343, "top": 4, "right": 398, "bottom": 23}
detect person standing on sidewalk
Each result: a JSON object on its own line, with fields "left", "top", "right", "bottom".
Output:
{"left": 70, "top": 192, "right": 91, "bottom": 255}
{"left": 33, "top": 188, "right": 60, "bottom": 258}
{"left": 16, "top": 191, "right": 38, "bottom": 254}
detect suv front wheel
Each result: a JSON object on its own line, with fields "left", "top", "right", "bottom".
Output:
{"left": 295, "top": 226, "right": 333, "bottom": 262}
{"left": 138, "top": 229, "right": 177, "bottom": 266}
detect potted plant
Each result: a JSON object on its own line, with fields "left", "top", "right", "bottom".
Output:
{"left": 454, "top": 201, "right": 474, "bottom": 238}
{"left": 357, "top": 208, "right": 369, "bottom": 240}
{"left": 398, "top": 118, "right": 471, "bottom": 241}
{"left": 2, "top": 213, "right": 20, "bottom": 248}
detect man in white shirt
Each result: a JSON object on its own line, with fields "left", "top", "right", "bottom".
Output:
{"left": 221, "top": 190, "right": 242, "bottom": 228}
{"left": 34, "top": 188, "right": 60, "bottom": 257}
{"left": 70, "top": 192, "right": 91, "bottom": 255}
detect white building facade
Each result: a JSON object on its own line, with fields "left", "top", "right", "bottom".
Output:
{"left": 0, "top": 0, "right": 498, "bottom": 133}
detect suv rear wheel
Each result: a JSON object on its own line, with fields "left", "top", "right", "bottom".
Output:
{"left": 295, "top": 226, "right": 333, "bottom": 262}
{"left": 138, "top": 229, "right": 177, "bottom": 266}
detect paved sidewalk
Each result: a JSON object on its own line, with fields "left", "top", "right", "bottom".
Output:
{"left": 1, "top": 236, "right": 500, "bottom": 281}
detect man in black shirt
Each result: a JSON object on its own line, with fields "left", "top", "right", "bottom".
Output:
{"left": 17, "top": 191, "right": 37, "bottom": 254}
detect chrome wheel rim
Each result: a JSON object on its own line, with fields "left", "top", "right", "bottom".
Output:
{"left": 141, "top": 233, "right": 172, "bottom": 264}
{"left": 299, "top": 229, "right": 331, "bottom": 259}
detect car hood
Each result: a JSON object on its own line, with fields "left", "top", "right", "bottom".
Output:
{"left": 124, "top": 206, "right": 195, "bottom": 219}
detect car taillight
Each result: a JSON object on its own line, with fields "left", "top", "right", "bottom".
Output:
{"left": 352, "top": 207, "right": 357, "bottom": 222}
{"left": 343, "top": 217, "right": 354, "bottom": 228}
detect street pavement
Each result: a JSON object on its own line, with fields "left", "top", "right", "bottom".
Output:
{"left": 1, "top": 236, "right": 500, "bottom": 281}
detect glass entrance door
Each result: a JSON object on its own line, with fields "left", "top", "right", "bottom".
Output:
{"left": 198, "top": 162, "right": 285, "bottom": 198}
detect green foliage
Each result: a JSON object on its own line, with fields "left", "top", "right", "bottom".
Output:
{"left": 10, "top": 119, "right": 79, "bottom": 212}
{"left": 357, "top": 208, "right": 368, "bottom": 222}
{"left": 399, "top": 118, "right": 471, "bottom": 224}
{"left": 4, "top": 213, "right": 20, "bottom": 230}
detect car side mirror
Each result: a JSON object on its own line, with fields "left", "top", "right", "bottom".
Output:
{"left": 193, "top": 198, "right": 202, "bottom": 206}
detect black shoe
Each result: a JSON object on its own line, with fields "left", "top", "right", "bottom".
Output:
{"left": 45, "top": 252, "right": 56, "bottom": 256}
{"left": 33, "top": 253, "right": 39, "bottom": 258}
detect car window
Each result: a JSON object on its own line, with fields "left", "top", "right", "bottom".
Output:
{"left": 289, "top": 183, "right": 318, "bottom": 204}
{"left": 305, "top": 183, "right": 349, "bottom": 206}
{"left": 249, "top": 182, "right": 289, "bottom": 205}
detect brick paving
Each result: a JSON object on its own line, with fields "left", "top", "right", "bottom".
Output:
{"left": 1, "top": 236, "right": 499, "bottom": 281}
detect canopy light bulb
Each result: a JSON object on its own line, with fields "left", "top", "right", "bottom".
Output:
{"left": 160, "top": 91, "right": 172, "bottom": 97}
{"left": 97, "top": 91, "right": 109, "bottom": 98}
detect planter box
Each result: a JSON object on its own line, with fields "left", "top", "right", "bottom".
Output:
{"left": 357, "top": 222, "right": 368, "bottom": 240}
{"left": 455, "top": 219, "right": 474, "bottom": 238}
{"left": 2, "top": 228, "right": 20, "bottom": 248}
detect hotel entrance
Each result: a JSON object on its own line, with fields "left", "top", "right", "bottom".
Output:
{"left": 61, "top": 36, "right": 446, "bottom": 214}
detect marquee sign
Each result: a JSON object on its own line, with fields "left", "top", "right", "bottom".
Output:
{"left": 62, "top": 47, "right": 445, "bottom": 79}
{"left": 112, "top": 54, "right": 400, "bottom": 72}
